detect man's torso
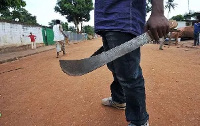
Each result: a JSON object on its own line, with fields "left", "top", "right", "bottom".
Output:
{"left": 53, "top": 24, "right": 64, "bottom": 41}
{"left": 28, "top": 35, "right": 36, "bottom": 42}
{"left": 94, "top": 0, "right": 146, "bottom": 36}
{"left": 194, "top": 23, "right": 200, "bottom": 34}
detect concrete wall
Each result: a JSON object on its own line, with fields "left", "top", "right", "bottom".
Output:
{"left": 0, "top": 22, "right": 43, "bottom": 48}
{"left": 177, "top": 21, "right": 187, "bottom": 28}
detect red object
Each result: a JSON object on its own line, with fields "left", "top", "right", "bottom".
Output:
{"left": 28, "top": 35, "right": 36, "bottom": 42}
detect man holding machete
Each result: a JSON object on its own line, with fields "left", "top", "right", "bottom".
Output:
{"left": 95, "top": 0, "right": 169, "bottom": 125}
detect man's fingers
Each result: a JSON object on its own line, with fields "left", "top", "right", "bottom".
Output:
{"left": 158, "top": 25, "right": 170, "bottom": 38}
{"left": 150, "top": 28, "right": 159, "bottom": 41}
{"left": 157, "top": 28, "right": 164, "bottom": 38}
{"left": 162, "top": 27, "right": 167, "bottom": 37}
{"left": 166, "top": 26, "right": 170, "bottom": 35}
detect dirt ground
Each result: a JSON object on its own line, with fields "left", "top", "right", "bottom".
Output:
{"left": 0, "top": 38, "right": 200, "bottom": 126}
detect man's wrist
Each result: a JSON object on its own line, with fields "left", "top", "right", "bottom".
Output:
{"left": 151, "top": 0, "right": 164, "bottom": 16}
{"left": 151, "top": 11, "right": 164, "bottom": 16}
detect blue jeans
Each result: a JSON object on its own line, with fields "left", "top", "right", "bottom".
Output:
{"left": 194, "top": 33, "right": 199, "bottom": 46}
{"left": 101, "top": 31, "right": 149, "bottom": 125}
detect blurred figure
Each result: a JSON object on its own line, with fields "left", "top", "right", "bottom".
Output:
{"left": 53, "top": 19, "right": 68, "bottom": 58}
{"left": 28, "top": 32, "right": 36, "bottom": 49}
{"left": 194, "top": 15, "right": 200, "bottom": 46}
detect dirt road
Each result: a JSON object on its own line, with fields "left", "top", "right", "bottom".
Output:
{"left": 0, "top": 38, "right": 200, "bottom": 126}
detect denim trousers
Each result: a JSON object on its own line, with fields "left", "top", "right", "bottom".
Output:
{"left": 101, "top": 31, "right": 149, "bottom": 125}
{"left": 194, "top": 33, "right": 200, "bottom": 46}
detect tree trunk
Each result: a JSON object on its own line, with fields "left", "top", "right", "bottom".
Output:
{"left": 80, "top": 22, "right": 83, "bottom": 33}
{"left": 73, "top": 18, "right": 79, "bottom": 33}
{"left": 75, "top": 24, "right": 79, "bottom": 33}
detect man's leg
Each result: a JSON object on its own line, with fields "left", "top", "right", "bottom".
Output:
{"left": 102, "top": 31, "right": 149, "bottom": 125}
{"left": 56, "top": 42, "right": 60, "bottom": 58}
{"left": 31, "top": 42, "right": 34, "bottom": 49}
{"left": 194, "top": 34, "right": 197, "bottom": 46}
{"left": 110, "top": 72, "right": 126, "bottom": 103}
{"left": 102, "top": 35, "right": 126, "bottom": 104}
{"left": 61, "top": 41, "right": 66, "bottom": 55}
{"left": 33, "top": 42, "right": 36, "bottom": 49}
{"left": 159, "top": 37, "right": 165, "bottom": 50}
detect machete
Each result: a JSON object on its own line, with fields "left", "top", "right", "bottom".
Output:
{"left": 60, "top": 32, "right": 152, "bottom": 76}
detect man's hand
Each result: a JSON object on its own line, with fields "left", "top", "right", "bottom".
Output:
{"left": 145, "top": 0, "right": 169, "bottom": 41}
{"left": 146, "top": 14, "right": 169, "bottom": 41}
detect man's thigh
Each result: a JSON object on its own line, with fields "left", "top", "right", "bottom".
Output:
{"left": 102, "top": 32, "right": 141, "bottom": 79}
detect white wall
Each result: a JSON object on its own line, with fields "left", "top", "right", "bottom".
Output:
{"left": 177, "top": 21, "right": 187, "bottom": 28}
{"left": 0, "top": 22, "right": 43, "bottom": 47}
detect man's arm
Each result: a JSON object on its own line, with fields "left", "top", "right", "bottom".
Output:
{"left": 59, "top": 25, "right": 68, "bottom": 38}
{"left": 146, "top": 0, "right": 169, "bottom": 40}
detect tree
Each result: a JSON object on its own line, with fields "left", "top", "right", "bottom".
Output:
{"left": 165, "top": 0, "right": 178, "bottom": 18}
{"left": 170, "top": 14, "right": 184, "bottom": 21}
{"left": 48, "top": 20, "right": 56, "bottom": 28}
{"left": 146, "top": 0, "right": 152, "bottom": 14}
{"left": 13, "top": 8, "right": 37, "bottom": 24}
{"left": 68, "top": 26, "right": 76, "bottom": 32}
{"left": 83, "top": 25, "right": 94, "bottom": 35}
{"left": 0, "top": 9, "right": 12, "bottom": 20}
{"left": 183, "top": 11, "right": 195, "bottom": 20}
{"left": 0, "top": 8, "right": 38, "bottom": 25}
{"left": 61, "top": 22, "right": 69, "bottom": 31}
{"left": 0, "top": 0, "right": 26, "bottom": 12}
{"left": 55, "top": 0, "right": 93, "bottom": 32}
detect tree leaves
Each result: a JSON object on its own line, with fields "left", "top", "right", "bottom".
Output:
{"left": 0, "top": 0, "right": 26, "bottom": 12}
{"left": 0, "top": 7, "right": 38, "bottom": 25}
{"left": 55, "top": 0, "right": 93, "bottom": 32}
{"left": 165, "top": 0, "right": 178, "bottom": 13}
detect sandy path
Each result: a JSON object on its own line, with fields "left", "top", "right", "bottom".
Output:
{"left": 0, "top": 38, "right": 200, "bottom": 126}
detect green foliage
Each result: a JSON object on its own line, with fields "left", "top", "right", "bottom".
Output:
{"left": 55, "top": 0, "right": 93, "bottom": 32}
{"left": 48, "top": 20, "right": 56, "bottom": 28}
{"left": 61, "top": 22, "right": 69, "bottom": 31}
{"left": 170, "top": 14, "right": 184, "bottom": 21}
{"left": 183, "top": 11, "right": 197, "bottom": 20}
{"left": 68, "top": 26, "right": 76, "bottom": 32}
{"left": 0, "top": 0, "right": 26, "bottom": 12}
{"left": 0, "top": 9, "right": 12, "bottom": 20}
{"left": 83, "top": 25, "right": 94, "bottom": 35}
{"left": 170, "top": 12, "right": 200, "bottom": 21}
{"left": 0, "top": 8, "right": 38, "bottom": 25}
{"left": 146, "top": 0, "right": 152, "bottom": 14}
{"left": 165, "top": 0, "right": 178, "bottom": 13}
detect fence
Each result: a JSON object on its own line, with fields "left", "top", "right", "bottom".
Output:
{"left": 64, "top": 31, "right": 87, "bottom": 42}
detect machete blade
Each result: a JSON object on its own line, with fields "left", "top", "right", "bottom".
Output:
{"left": 60, "top": 55, "right": 104, "bottom": 76}
{"left": 60, "top": 32, "right": 152, "bottom": 76}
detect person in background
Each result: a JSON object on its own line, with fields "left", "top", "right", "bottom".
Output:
{"left": 95, "top": 0, "right": 169, "bottom": 126}
{"left": 28, "top": 32, "right": 36, "bottom": 49}
{"left": 194, "top": 15, "right": 200, "bottom": 46}
{"left": 53, "top": 19, "right": 68, "bottom": 58}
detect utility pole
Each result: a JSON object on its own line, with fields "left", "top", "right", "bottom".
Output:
{"left": 188, "top": 0, "right": 190, "bottom": 13}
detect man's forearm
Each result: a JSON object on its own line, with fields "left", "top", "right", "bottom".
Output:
{"left": 151, "top": 0, "right": 164, "bottom": 15}
{"left": 61, "top": 31, "right": 68, "bottom": 38}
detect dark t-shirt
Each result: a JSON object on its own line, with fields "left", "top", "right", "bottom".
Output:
{"left": 194, "top": 22, "right": 200, "bottom": 34}
{"left": 94, "top": 0, "right": 146, "bottom": 36}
